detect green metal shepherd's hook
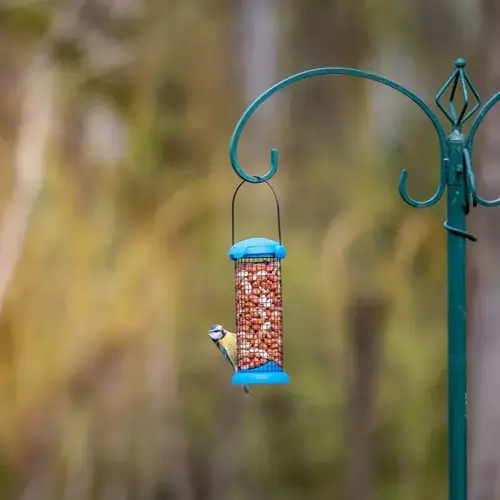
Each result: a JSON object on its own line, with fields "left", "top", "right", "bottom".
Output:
{"left": 229, "top": 58, "right": 500, "bottom": 500}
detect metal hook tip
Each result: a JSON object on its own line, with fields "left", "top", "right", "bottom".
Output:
{"left": 398, "top": 169, "right": 408, "bottom": 189}
{"left": 270, "top": 148, "right": 279, "bottom": 168}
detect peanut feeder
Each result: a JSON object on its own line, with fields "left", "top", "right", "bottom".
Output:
{"left": 228, "top": 179, "right": 289, "bottom": 385}
{"left": 230, "top": 238, "right": 289, "bottom": 384}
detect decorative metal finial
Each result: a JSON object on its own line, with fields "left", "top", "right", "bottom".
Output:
{"left": 435, "top": 57, "right": 481, "bottom": 132}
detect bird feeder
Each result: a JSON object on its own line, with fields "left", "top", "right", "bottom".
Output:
{"left": 229, "top": 180, "right": 290, "bottom": 385}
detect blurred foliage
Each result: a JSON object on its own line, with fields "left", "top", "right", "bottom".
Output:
{"left": 0, "top": 0, "right": 491, "bottom": 499}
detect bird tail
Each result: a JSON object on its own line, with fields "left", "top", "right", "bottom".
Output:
{"left": 243, "top": 384, "right": 251, "bottom": 394}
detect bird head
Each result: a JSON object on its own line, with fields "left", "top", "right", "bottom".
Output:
{"left": 208, "top": 324, "right": 226, "bottom": 342}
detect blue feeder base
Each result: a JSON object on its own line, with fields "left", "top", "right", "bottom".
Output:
{"left": 231, "top": 360, "right": 290, "bottom": 385}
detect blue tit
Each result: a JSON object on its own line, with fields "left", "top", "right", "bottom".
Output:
{"left": 208, "top": 324, "right": 250, "bottom": 394}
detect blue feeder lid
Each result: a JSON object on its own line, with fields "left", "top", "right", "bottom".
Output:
{"left": 228, "top": 237, "right": 287, "bottom": 260}
{"left": 231, "top": 361, "right": 290, "bottom": 385}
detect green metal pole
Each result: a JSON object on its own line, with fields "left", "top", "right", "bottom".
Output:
{"left": 446, "top": 132, "right": 468, "bottom": 500}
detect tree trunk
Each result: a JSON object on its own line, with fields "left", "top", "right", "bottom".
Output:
{"left": 0, "top": 48, "right": 55, "bottom": 318}
{"left": 469, "top": 1, "right": 500, "bottom": 498}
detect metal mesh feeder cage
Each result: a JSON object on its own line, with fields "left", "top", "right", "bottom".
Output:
{"left": 229, "top": 180, "right": 290, "bottom": 385}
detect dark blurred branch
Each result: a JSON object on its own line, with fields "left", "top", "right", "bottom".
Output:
{"left": 345, "top": 294, "right": 388, "bottom": 500}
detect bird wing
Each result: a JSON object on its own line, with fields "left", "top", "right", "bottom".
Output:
{"left": 218, "top": 343, "right": 237, "bottom": 372}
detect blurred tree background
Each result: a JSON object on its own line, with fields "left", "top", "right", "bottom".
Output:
{"left": 0, "top": 0, "right": 498, "bottom": 499}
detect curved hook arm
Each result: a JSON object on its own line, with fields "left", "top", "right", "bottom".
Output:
{"left": 230, "top": 66, "right": 448, "bottom": 208}
{"left": 466, "top": 92, "right": 500, "bottom": 207}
